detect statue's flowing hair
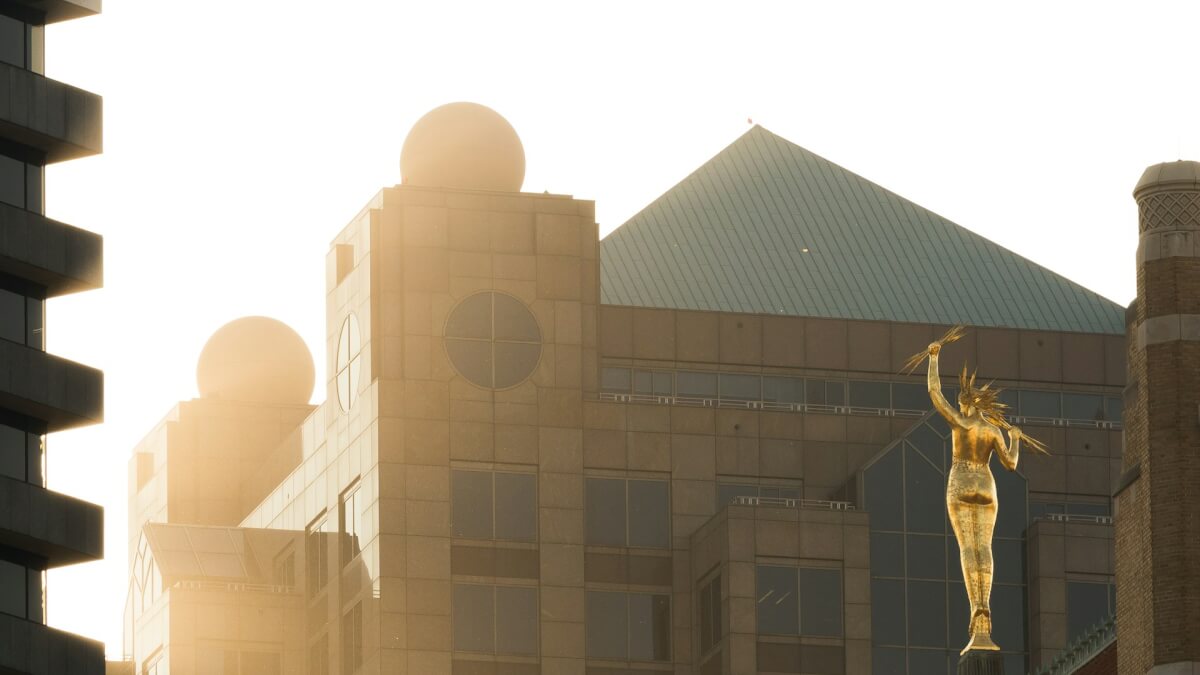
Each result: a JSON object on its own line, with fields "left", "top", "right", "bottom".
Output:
{"left": 904, "top": 326, "right": 1050, "bottom": 455}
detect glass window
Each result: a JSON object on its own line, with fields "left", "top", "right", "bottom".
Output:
{"left": 0, "top": 559, "right": 27, "bottom": 617}
{"left": 1104, "top": 396, "right": 1123, "bottom": 423}
{"left": 627, "top": 479, "right": 669, "bottom": 548}
{"left": 676, "top": 371, "right": 717, "bottom": 398}
{"left": 306, "top": 515, "right": 330, "bottom": 596}
{"left": 849, "top": 381, "right": 890, "bottom": 409}
{"left": 342, "top": 602, "right": 363, "bottom": 674}
{"left": 719, "top": 373, "right": 760, "bottom": 401}
{"left": 0, "top": 289, "right": 24, "bottom": 343}
{"left": 871, "top": 578, "right": 906, "bottom": 646}
{"left": 494, "top": 473, "right": 536, "bottom": 541}
{"left": 453, "top": 470, "right": 535, "bottom": 542}
{"left": 1067, "top": 502, "right": 1111, "bottom": 518}
{"left": 340, "top": 486, "right": 360, "bottom": 566}
{"left": 906, "top": 534, "right": 945, "bottom": 580}
{"left": 586, "top": 591, "right": 669, "bottom": 661}
{"left": 717, "top": 483, "right": 758, "bottom": 506}
{"left": 0, "top": 14, "right": 25, "bottom": 68}
{"left": 760, "top": 486, "right": 800, "bottom": 500}
{"left": 600, "top": 367, "right": 631, "bottom": 394}
{"left": 992, "top": 583, "right": 1026, "bottom": 651}
{"left": 495, "top": 586, "right": 538, "bottom": 655}
{"left": 25, "top": 298, "right": 42, "bottom": 349}
{"left": 633, "top": 369, "right": 673, "bottom": 396}
{"left": 0, "top": 154, "right": 24, "bottom": 209}
{"left": 1067, "top": 581, "right": 1112, "bottom": 643}
{"left": 698, "top": 575, "right": 721, "bottom": 655}
{"left": 454, "top": 584, "right": 495, "bottom": 653}
{"left": 762, "top": 376, "right": 804, "bottom": 404}
{"left": 906, "top": 580, "right": 946, "bottom": 647}
{"left": 864, "top": 447, "right": 904, "bottom": 531}
{"left": 586, "top": 477, "right": 668, "bottom": 548}
{"left": 871, "top": 532, "right": 904, "bottom": 578}
{"left": 891, "top": 382, "right": 929, "bottom": 411}
{"left": 628, "top": 593, "right": 671, "bottom": 661}
{"left": 755, "top": 565, "right": 799, "bottom": 635}
{"left": 585, "top": 477, "right": 626, "bottom": 546}
{"left": 1019, "top": 390, "right": 1061, "bottom": 418}
{"left": 445, "top": 292, "right": 542, "bottom": 390}
{"left": 1062, "top": 393, "right": 1105, "bottom": 421}
{"left": 904, "top": 446, "right": 946, "bottom": 535}
{"left": 798, "top": 568, "right": 842, "bottom": 636}
{"left": 0, "top": 423, "right": 24, "bottom": 481}
{"left": 452, "top": 470, "right": 493, "bottom": 539}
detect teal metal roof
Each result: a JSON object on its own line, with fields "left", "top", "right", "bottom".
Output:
{"left": 600, "top": 126, "right": 1125, "bottom": 335}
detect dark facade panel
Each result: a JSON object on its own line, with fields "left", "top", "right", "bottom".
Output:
{"left": 0, "top": 474, "right": 103, "bottom": 566}
{"left": 0, "top": 338, "right": 103, "bottom": 430}
{"left": 0, "top": 611, "right": 104, "bottom": 674}
{"left": 0, "top": 201, "right": 102, "bottom": 295}
{"left": 0, "top": 61, "right": 102, "bottom": 162}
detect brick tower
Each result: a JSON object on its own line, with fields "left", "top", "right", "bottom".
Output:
{"left": 1116, "top": 160, "right": 1200, "bottom": 674}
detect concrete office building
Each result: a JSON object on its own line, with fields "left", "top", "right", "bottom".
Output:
{"left": 121, "top": 103, "right": 1126, "bottom": 675}
{"left": 0, "top": 0, "right": 105, "bottom": 674}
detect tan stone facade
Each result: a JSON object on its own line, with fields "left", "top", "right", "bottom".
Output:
{"left": 123, "top": 177, "right": 1128, "bottom": 674}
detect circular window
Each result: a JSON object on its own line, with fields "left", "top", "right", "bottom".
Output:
{"left": 444, "top": 292, "right": 542, "bottom": 389}
{"left": 336, "top": 314, "right": 362, "bottom": 411}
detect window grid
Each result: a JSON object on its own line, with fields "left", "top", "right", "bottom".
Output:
{"left": 445, "top": 292, "right": 541, "bottom": 390}
{"left": 585, "top": 477, "right": 670, "bottom": 549}
{"left": 451, "top": 469, "right": 537, "bottom": 542}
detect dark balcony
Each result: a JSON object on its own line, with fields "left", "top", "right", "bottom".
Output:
{"left": 0, "top": 339, "right": 102, "bottom": 431}
{"left": 0, "top": 61, "right": 102, "bottom": 163}
{"left": 5, "top": 0, "right": 100, "bottom": 25}
{"left": 0, "top": 202, "right": 102, "bottom": 296}
{"left": 0, "top": 474, "right": 103, "bottom": 566}
{"left": 0, "top": 611, "right": 105, "bottom": 675}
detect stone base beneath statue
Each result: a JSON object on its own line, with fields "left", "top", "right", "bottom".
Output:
{"left": 957, "top": 650, "right": 1003, "bottom": 675}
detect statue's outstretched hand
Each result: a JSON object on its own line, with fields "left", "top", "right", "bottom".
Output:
{"left": 928, "top": 342, "right": 942, "bottom": 356}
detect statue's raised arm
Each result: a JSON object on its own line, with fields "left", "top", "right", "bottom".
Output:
{"left": 927, "top": 342, "right": 967, "bottom": 428}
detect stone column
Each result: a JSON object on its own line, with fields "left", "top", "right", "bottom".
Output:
{"left": 1116, "top": 160, "right": 1200, "bottom": 675}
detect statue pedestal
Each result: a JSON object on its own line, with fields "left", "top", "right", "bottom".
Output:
{"left": 957, "top": 651, "right": 1003, "bottom": 675}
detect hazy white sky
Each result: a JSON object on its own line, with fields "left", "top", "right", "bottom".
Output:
{"left": 36, "top": 0, "right": 1200, "bottom": 658}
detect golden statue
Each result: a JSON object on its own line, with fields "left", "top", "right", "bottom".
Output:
{"left": 904, "top": 327, "right": 1048, "bottom": 654}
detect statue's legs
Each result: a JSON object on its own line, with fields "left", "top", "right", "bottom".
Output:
{"left": 947, "top": 464, "right": 1000, "bottom": 654}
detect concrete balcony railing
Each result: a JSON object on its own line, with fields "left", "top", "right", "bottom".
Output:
{"left": 0, "top": 339, "right": 103, "bottom": 431}
{"left": 0, "top": 61, "right": 102, "bottom": 162}
{"left": 0, "top": 202, "right": 103, "bottom": 296}
{"left": 0, "top": 611, "right": 105, "bottom": 675}
{"left": 0, "top": 474, "right": 103, "bottom": 567}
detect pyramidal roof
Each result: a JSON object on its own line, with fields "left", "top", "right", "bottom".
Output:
{"left": 600, "top": 126, "right": 1125, "bottom": 335}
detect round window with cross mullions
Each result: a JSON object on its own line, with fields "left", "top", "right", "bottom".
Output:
{"left": 444, "top": 292, "right": 542, "bottom": 389}
{"left": 336, "top": 314, "right": 362, "bottom": 411}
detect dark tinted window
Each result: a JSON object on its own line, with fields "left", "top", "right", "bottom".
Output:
{"left": 676, "top": 371, "right": 717, "bottom": 398}
{"left": 849, "top": 380, "right": 890, "bottom": 408}
{"left": 493, "top": 293, "right": 539, "bottom": 341}
{"left": 453, "top": 584, "right": 495, "bottom": 652}
{"left": 762, "top": 376, "right": 804, "bottom": 404}
{"left": 798, "top": 568, "right": 842, "bottom": 636}
{"left": 0, "top": 154, "right": 25, "bottom": 208}
{"left": 992, "top": 583, "right": 1026, "bottom": 650}
{"left": 904, "top": 446, "right": 945, "bottom": 534}
{"left": 495, "top": 586, "right": 538, "bottom": 655}
{"left": 719, "top": 373, "right": 760, "bottom": 401}
{"left": 892, "top": 382, "right": 929, "bottom": 411}
{"left": 0, "top": 559, "right": 26, "bottom": 617}
{"left": 698, "top": 575, "right": 721, "bottom": 655}
{"left": 1062, "top": 393, "right": 1104, "bottom": 421}
{"left": 445, "top": 292, "right": 541, "bottom": 389}
{"left": 0, "top": 424, "right": 24, "bottom": 481}
{"left": 717, "top": 483, "right": 758, "bottom": 506}
{"left": 25, "top": 298, "right": 42, "bottom": 349}
{"left": 585, "top": 590, "right": 627, "bottom": 659}
{"left": 1019, "top": 390, "right": 1061, "bottom": 418}
{"left": 305, "top": 516, "right": 330, "bottom": 596}
{"left": 906, "top": 580, "right": 945, "bottom": 647}
{"left": 756, "top": 565, "right": 798, "bottom": 635}
{"left": 864, "top": 447, "right": 904, "bottom": 531}
{"left": 870, "top": 578, "right": 905, "bottom": 646}
{"left": 628, "top": 593, "right": 671, "bottom": 661}
{"left": 628, "top": 479, "right": 669, "bottom": 548}
{"left": 906, "top": 534, "right": 945, "bottom": 580}
{"left": 1104, "top": 396, "right": 1123, "bottom": 423}
{"left": 0, "top": 289, "right": 24, "bottom": 343}
{"left": 585, "top": 477, "right": 627, "bottom": 546}
{"left": 494, "top": 473, "right": 536, "bottom": 541}
{"left": 452, "top": 470, "right": 493, "bottom": 539}
{"left": 1067, "top": 581, "right": 1112, "bottom": 643}
{"left": 871, "top": 532, "right": 904, "bottom": 578}
{"left": 0, "top": 15, "right": 25, "bottom": 68}
{"left": 600, "top": 367, "right": 631, "bottom": 393}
